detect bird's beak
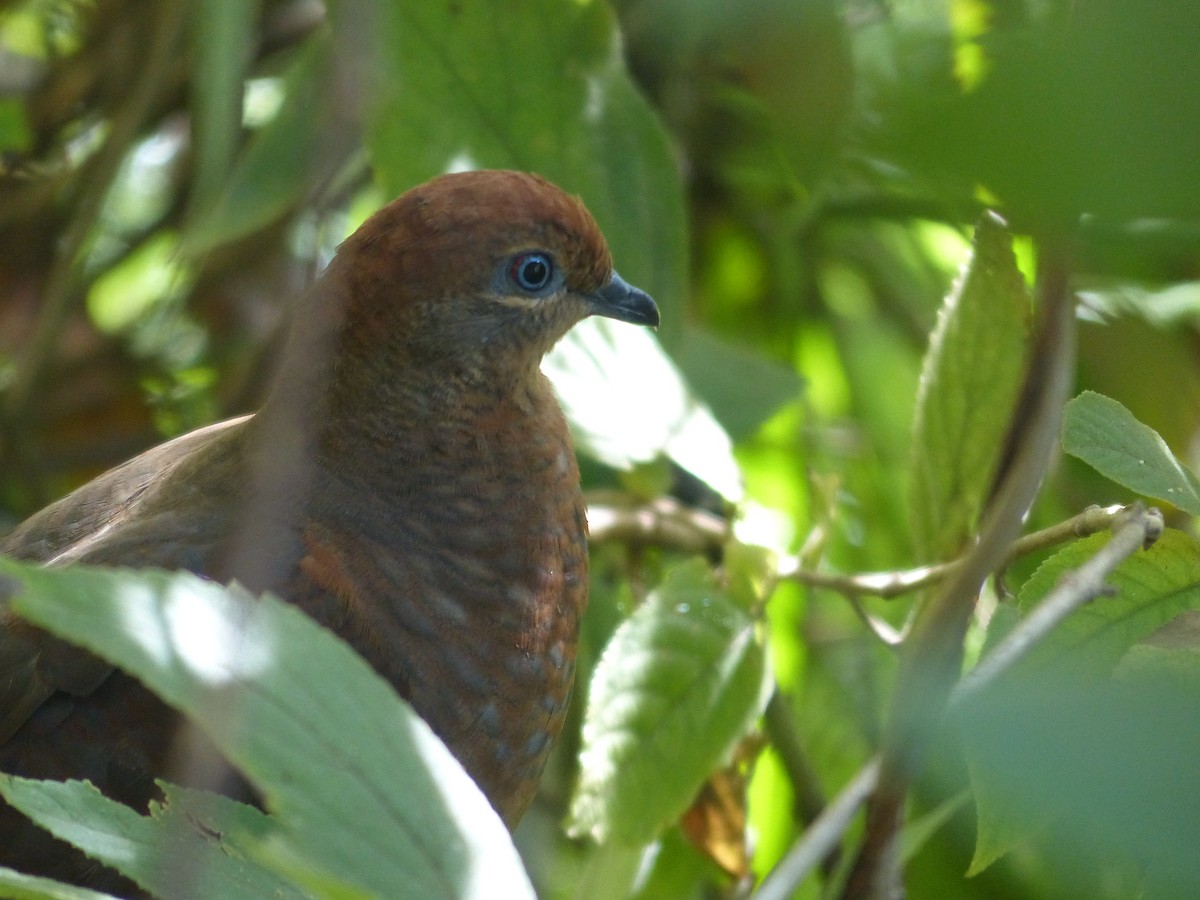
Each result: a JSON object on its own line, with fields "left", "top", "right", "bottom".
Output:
{"left": 588, "top": 271, "right": 660, "bottom": 328}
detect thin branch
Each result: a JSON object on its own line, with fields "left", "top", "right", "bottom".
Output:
{"left": 952, "top": 503, "right": 1163, "bottom": 705}
{"left": 752, "top": 504, "right": 1160, "bottom": 900}
{"left": 585, "top": 491, "right": 728, "bottom": 553}
{"left": 752, "top": 757, "right": 881, "bottom": 900}
{"left": 844, "top": 592, "right": 904, "bottom": 646}
{"left": 842, "top": 238, "right": 1078, "bottom": 900}
{"left": 778, "top": 503, "right": 1130, "bottom": 601}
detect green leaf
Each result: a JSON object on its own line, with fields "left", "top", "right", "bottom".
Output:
{"left": 181, "top": 37, "right": 327, "bottom": 256}
{"left": 1114, "top": 640, "right": 1200, "bottom": 694}
{"left": 961, "top": 667, "right": 1200, "bottom": 884}
{"left": 0, "top": 560, "right": 534, "bottom": 899}
{"left": 1062, "top": 390, "right": 1200, "bottom": 515}
{"left": 965, "top": 528, "right": 1200, "bottom": 873}
{"left": 567, "top": 559, "right": 771, "bottom": 846}
{"left": 86, "top": 232, "right": 191, "bottom": 335}
{"left": 675, "top": 326, "right": 804, "bottom": 442}
{"left": 0, "top": 865, "right": 116, "bottom": 900}
{"left": 188, "top": 0, "right": 259, "bottom": 215}
{"left": 0, "top": 777, "right": 303, "bottom": 900}
{"left": 900, "top": 788, "right": 971, "bottom": 864}
{"left": 343, "top": 0, "right": 686, "bottom": 340}
{"left": 543, "top": 320, "right": 742, "bottom": 500}
{"left": 1016, "top": 528, "right": 1200, "bottom": 675}
{"left": 0, "top": 98, "right": 32, "bottom": 153}
{"left": 909, "top": 212, "right": 1032, "bottom": 559}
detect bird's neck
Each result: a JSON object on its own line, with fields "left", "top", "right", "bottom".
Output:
{"left": 319, "top": 356, "right": 553, "bottom": 474}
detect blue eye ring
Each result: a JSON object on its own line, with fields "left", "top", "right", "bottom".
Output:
{"left": 510, "top": 252, "right": 554, "bottom": 292}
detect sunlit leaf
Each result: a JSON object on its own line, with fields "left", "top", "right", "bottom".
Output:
{"left": 544, "top": 320, "right": 742, "bottom": 500}
{"left": 1062, "top": 390, "right": 1200, "bottom": 515}
{"left": 909, "top": 212, "right": 1032, "bottom": 559}
{"left": 568, "top": 559, "right": 771, "bottom": 846}
{"left": 0, "top": 778, "right": 303, "bottom": 899}
{"left": 0, "top": 559, "right": 534, "bottom": 899}
{"left": 87, "top": 232, "right": 190, "bottom": 335}
{"left": 0, "top": 864, "right": 113, "bottom": 900}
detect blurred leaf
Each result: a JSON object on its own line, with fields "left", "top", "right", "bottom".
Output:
{"left": 887, "top": 0, "right": 1200, "bottom": 223}
{"left": 188, "top": 0, "right": 259, "bottom": 215}
{"left": 1015, "top": 528, "right": 1200, "bottom": 675}
{"left": 675, "top": 326, "right": 803, "bottom": 442}
{"left": 0, "top": 865, "right": 113, "bottom": 900}
{"left": 86, "top": 231, "right": 190, "bottom": 334}
{"left": 909, "top": 212, "right": 1031, "bottom": 559}
{"left": 544, "top": 320, "right": 743, "bottom": 500}
{"left": 0, "top": 98, "right": 32, "bottom": 152}
{"left": 629, "top": 826, "right": 723, "bottom": 900}
{"left": 568, "top": 559, "right": 772, "bottom": 846}
{"left": 1115, "top": 641, "right": 1200, "bottom": 694}
{"left": 1080, "top": 281, "right": 1200, "bottom": 328}
{"left": 900, "top": 788, "right": 970, "bottom": 864}
{"left": 0, "top": 778, "right": 303, "bottom": 899}
{"left": 965, "top": 528, "right": 1200, "bottom": 873}
{"left": 0, "top": 559, "right": 534, "bottom": 899}
{"left": 182, "top": 36, "right": 327, "bottom": 256}
{"left": 340, "top": 0, "right": 687, "bottom": 343}
{"left": 960, "top": 667, "right": 1200, "bottom": 890}
{"left": 679, "top": 768, "right": 751, "bottom": 878}
{"left": 1062, "top": 390, "right": 1200, "bottom": 515}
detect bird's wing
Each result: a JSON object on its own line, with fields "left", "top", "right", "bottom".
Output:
{"left": 1, "top": 416, "right": 251, "bottom": 564}
{"left": 0, "top": 415, "right": 252, "bottom": 744}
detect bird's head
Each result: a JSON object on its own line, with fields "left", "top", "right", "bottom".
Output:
{"left": 325, "top": 170, "right": 659, "bottom": 390}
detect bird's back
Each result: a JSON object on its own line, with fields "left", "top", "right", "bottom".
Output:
{"left": 2, "top": 416, "right": 250, "bottom": 567}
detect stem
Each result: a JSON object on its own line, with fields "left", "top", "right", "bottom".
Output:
{"left": 841, "top": 239, "right": 1078, "bottom": 899}
{"left": 585, "top": 491, "right": 728, "bottom": 553}
{"left": 952, "top": 504, "right": 1163, "bottom": 705}
{"left": 752, "top": 758, "right": 881, "bottom": 900}
{"left": 751, "top": 503, "right": 1160, "bottom": 900}
{"left": 778, "top": 503, "right": 1130, "bottom": 601}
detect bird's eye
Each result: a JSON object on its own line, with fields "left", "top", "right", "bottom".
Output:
{"left": 510, "top": 253, "right": 554, "bottom": 293}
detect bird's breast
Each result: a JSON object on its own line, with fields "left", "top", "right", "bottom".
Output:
{"left": 299, "top": 400, "right": 587, "bottom": 824}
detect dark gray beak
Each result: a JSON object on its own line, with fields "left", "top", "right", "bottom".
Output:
{"left": 588, "top": 271, "right": 660, "bottom": 328}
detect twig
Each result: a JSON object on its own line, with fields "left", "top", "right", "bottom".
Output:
{"left": 751, "top": 504, "right": 1158, "bottom": 900}
{"left": 585, "top": 491, "right": 728, "bottom": 553}
{"left": 844, "top": 592, "right": 904, "bottom": 646}
{"left": 753, "top": 757, "right": 881, "bottom": 900}
{"left": 952, "top": 504, "right": 1163, "bottom": 705}
{"left": 778, "top": 503, "right": 1129, "bottom": 601}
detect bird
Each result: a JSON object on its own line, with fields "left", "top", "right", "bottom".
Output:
{"left": 0, "top": 169, "right": 660, "bottom": 888}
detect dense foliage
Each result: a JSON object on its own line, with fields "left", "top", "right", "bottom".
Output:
{"left": 1, "top": 1, "right": 1199, "bottom": 898}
